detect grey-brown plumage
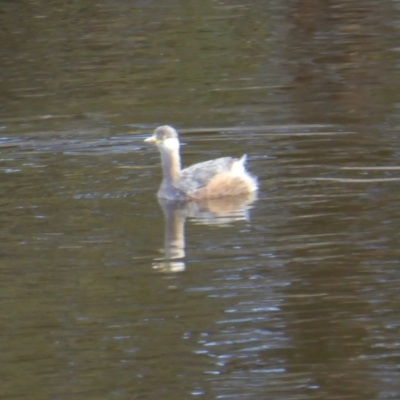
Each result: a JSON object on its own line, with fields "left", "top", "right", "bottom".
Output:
{"left": 145, "top": 126, "right": 258, "bottom": 200}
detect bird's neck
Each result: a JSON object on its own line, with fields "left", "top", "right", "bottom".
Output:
{"left": 160, "top": 149, "right": 181, "bottom": 184}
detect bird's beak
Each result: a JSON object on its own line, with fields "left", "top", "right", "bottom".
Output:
{"left": 144, "top": 136, "right": 156, "bottom": 144}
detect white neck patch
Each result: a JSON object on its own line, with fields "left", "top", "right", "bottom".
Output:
{"left": 163, "top": 137, "right": 180, "bottom": 152}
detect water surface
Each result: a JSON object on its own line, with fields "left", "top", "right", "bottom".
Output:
{"left": 1, "top": 1, "right": 400, "bottom": 399}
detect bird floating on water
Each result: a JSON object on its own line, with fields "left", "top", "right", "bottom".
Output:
{"left": 144, "top": 126, "right": 257, "bottom": 201}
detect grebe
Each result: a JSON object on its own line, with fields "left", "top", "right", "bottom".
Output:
{"left": 145, "top": 125, "right": 257, "bottom": 201}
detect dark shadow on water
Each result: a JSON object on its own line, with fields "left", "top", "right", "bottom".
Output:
{"left": 153, "top": 194, "right": 257, "bottom": 272}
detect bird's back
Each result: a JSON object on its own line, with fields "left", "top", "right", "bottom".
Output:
{"left": 177, "top": 157, "right": 238, "bottom": 193}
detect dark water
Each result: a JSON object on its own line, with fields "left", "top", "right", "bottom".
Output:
{"left": 1, "top": 1, "right": 400, "bottom": 399}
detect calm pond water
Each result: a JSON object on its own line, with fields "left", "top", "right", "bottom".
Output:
{"left": 1, "top": 1, "right": 400, "bottom": 399}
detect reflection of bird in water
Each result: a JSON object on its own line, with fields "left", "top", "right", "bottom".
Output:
{"left": 144, "top": 126, "right": 258, "bottom": 201}
{"left": 153, "top": 194, "right": 256, "bottom": 272}
{"left": 182, "top": 194, "right": 257, "bottom": 226}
